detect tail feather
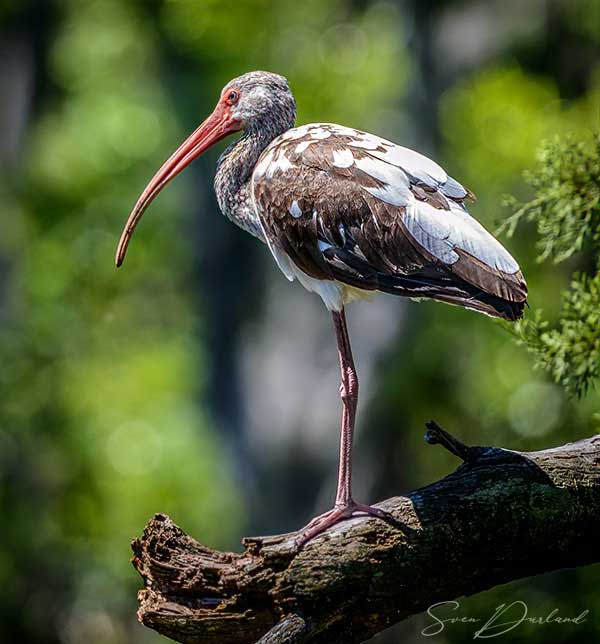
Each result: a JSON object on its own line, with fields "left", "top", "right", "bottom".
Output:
{"left": 376, "top": 271, "right": 526, "bottom": 321}
{"left": 322, "top": 246, "right": 527, "bottom": 320}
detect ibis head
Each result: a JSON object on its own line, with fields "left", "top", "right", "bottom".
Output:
{"left": 115, "top": 71, "right": 295, "bottom": 267}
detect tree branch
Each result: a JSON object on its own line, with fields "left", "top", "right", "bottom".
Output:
{"left": 131, "top": 426, "right": 600, "bottom": 644}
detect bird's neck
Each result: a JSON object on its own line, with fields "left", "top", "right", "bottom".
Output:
{"left": 214, "top": 125, "right": 282, "bottom": 240}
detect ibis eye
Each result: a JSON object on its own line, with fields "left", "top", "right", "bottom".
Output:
{"left": 226, "top": 90, "right": 239, "bottom": 105}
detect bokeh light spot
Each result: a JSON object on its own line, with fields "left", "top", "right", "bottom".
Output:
{"left": 508, "top": 381, "right": 564, "bottom": 437}
{"left": 105, "top": 420, "right": 162, "bottom": 476}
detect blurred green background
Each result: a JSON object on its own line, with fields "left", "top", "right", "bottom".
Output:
{"left": 0, "top": 0, "right": 598, "bottom": 642}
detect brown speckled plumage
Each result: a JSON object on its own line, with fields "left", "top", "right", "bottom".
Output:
{"left": 252, "top": 125, "right": 527, "bottom": 320}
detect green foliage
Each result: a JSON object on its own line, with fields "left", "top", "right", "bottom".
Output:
{"left": 503, "top": 136, "right": 600, "bottom": 396}
{"left": 514, "top": 274, "right": 600, "bottom": 397}
{"left": 501, "top": 135, "right": 600, "bottom": 262}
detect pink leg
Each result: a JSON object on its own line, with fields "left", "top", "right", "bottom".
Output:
{"left": 296, "top": 308, "right": 392, "bottom": 547}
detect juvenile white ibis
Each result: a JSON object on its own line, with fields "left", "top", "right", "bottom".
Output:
{"left": 116, "top": 71, "right": 527, "bottom": 546}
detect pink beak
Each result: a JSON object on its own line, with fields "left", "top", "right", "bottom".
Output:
{"left": 115, "top": 101, "right": 241, "bottom": 267}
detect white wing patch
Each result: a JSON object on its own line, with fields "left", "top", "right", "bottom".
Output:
{"left": 253, "top": 148, "right": 275, "bottom": 178}
{"left": 254, "top": 122, "right": 520, "bottom": 298}
{"left": 309, "top": 127, "right": 332, "bottom": 140}
{"left": 328, "top": 124, "right": 361, "bottom": 137}
{"left": 268, "top": 153, "right": 295, "bottom": 177}
{"left": 369, "top": 144, "right": 447, "bottom": 186}
{"left": 281, "top": 123, "right": 332, "bottom": 141}
{"left": 312, "top": 124, "right": 518, "bottom": 274}
{"left": 346, "top": 134, "right": 381, "bottom": 150}
{"left": 295, "top": 140, "right": 312, "bottom": 153}
{"left": 404, "top": 201, "right": 520, "bottom": 273}
{"left": 354, "top": 156, "right": 412, "bottom": 207}
{"left": 280, "top": 124, "right": 315, "bottom": 140}
{"left": 332, "top": 148, "right": 354, "bottom": 168}
{"left": 254, "top": 148, "right": 295, "bottom": 180}
{"left": 447, "top": 205, "right": 520, "bottom": 273}
{"left": 322, "top": 123, "right": 448, "bottom": 185}
{"left": 404, "top": 202, "right": 458, "bottom": 264}
{"left": 278, "top": 123, "right": 458, "bottom": 193}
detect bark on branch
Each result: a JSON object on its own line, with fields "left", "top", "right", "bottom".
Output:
{"left": 131, "top": 425, "right": 600, "bottom": 644}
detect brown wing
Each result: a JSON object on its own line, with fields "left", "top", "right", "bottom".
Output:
{"left": 252, "top": 124, "right": 527, "bottom": 319}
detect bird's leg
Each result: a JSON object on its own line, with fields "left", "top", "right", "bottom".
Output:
{"left": 333, "top": 307, "right": 358, "bottom": 507}
{"left": 295, "top": 308, "right": 392, "bottom": 547}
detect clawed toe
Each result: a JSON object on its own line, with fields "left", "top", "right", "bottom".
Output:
{"left": 295, "top": 501, "right": 394, "bottom": 548}
{"left": 351, "top": 503, "right": 391, "bottom": 519}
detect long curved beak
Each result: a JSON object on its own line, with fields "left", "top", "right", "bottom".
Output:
{"left": 115, "top": 103, "right": 241, "bottom": 267}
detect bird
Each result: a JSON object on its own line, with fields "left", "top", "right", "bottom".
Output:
{"left": 116, "top": 71, "right": 527, "bottom": 546}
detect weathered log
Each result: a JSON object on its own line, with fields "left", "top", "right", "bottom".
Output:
{"left": 131, "top": 424, "right": 600, "bottom": 644}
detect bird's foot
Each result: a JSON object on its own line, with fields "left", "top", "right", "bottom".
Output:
{"left": 295, "top": 500, "right": 393, "bottom": 548}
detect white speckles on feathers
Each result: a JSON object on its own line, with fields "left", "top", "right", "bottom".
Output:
{"left": 328, "top": 124, "right": 360, "bottom": 137}
{"left": 281, "top": 124, "right": 314, "bottom": 140}
{"left": 332, "top": 148, "right": 354, "bottom": 168}
{"left": 253, "top": 149, "right": 275, "bottom": 178}
{"left": 253, "top": 148, "right": 295, "bottom": 181}
{"left": 289, "top": 200, "right": 302, "bottom": 218}
{"left": 266, "top": 153, "right": 295, "bottom": 178}
{"left": 309, "top": 127, "right": 332, "bottom": 140}
{"left": 295, "top": 140, "right": 312, "bottom": 153}
{"left": 346, "top": 133, "right": 382, "bottom": 150}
